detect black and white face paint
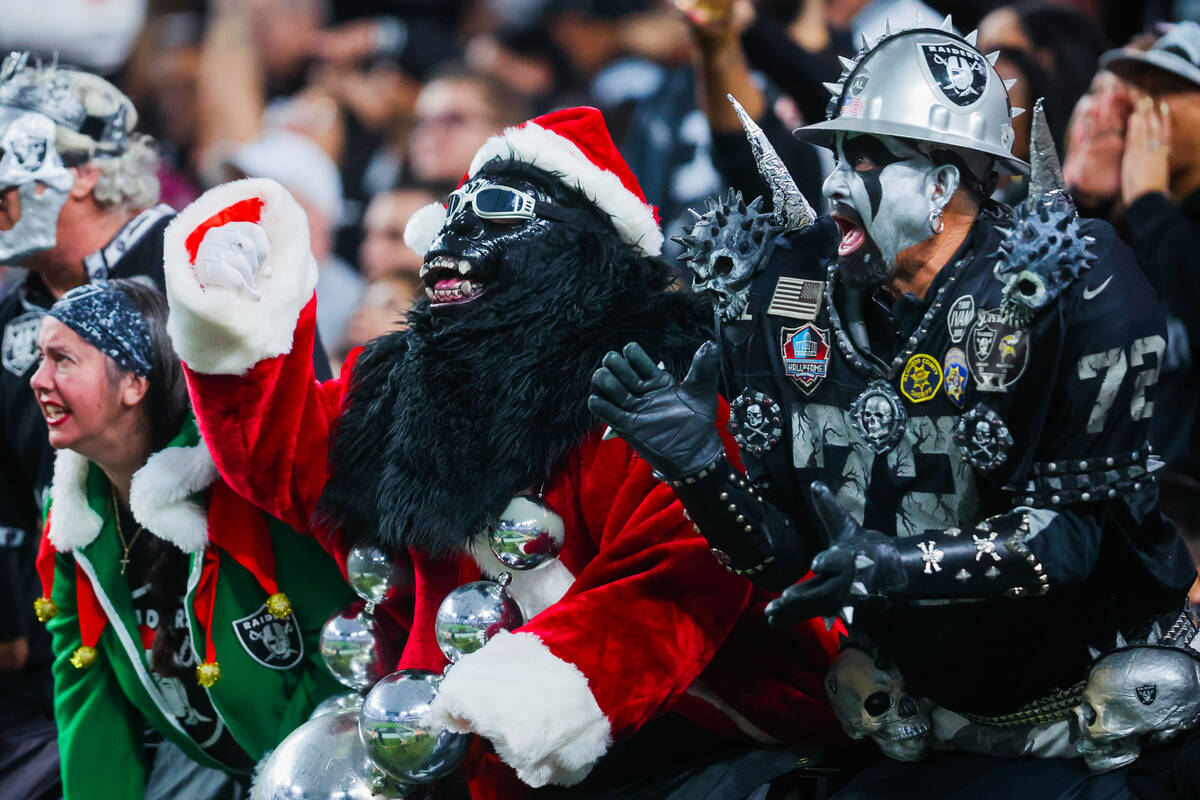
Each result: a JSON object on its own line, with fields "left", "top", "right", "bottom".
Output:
{"left": 822, "top": 133, "right": 960, "bottom": 289}
{"left": 0, "top": 106, "right": 72, "bottom": 264}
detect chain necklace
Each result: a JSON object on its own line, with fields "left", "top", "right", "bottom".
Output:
{"left": 111, "top": 484, "right": 146, "bottom": 575}
{"left": 823, "top": 255, "right": 969, "bottom": 382}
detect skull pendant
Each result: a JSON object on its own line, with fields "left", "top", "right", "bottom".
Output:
{"left": 849, "top": 380, "right": 907, "bottom": 454}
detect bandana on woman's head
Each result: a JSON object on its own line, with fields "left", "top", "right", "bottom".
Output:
{"left": 47, "top": 281, "right": 153, "bottom": 376}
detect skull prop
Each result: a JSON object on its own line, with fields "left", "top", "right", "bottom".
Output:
{"left": 994, "top": 193, "right": 1096, "bottom": 328}
{"left": 1076, "top": 635, "right": 1200, "bottom": 772}
{"left": 675, "top": 188, "right": 783, "bottom": 322}
{"left": 827, "top": 647, "right": 934, "bottom": 761}
{"left": 862, "top": 396, "right": 892, "bottom": 440}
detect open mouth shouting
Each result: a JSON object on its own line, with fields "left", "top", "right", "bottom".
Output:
{"left": 832, "top": 203, "right": 866, "bottom": 256}
{"left": 420, "top": 254, "right": 486, "bottom": 306}
{"left": 39, "top": 398, "right": 70, "bottom": 427}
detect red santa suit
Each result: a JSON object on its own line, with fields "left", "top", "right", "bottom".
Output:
{"left": 161, "top": 110, "right": 841, "bottom": 796}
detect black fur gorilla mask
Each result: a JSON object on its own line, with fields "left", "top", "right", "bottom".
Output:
{"left": 318, "top": 159, "right": 709, "bottom": 557}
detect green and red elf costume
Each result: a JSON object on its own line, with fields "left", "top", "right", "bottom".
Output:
{"left": 35, "top": 417, "right": 353, "bottom": 799}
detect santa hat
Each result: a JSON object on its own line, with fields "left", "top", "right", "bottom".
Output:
{"left": 404, "top": 106, "right": 664, "bottom": 258}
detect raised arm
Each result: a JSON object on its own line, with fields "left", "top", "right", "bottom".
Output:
{"left": 163, "top": 179, "right": 351, "bottom": 539}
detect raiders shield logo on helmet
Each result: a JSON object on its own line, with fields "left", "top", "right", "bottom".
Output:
{"left": 919, "top": 43, "right": 988, "bottom": 107}
{"left": 232, "top": 603, "right": 303, "bottom": 670}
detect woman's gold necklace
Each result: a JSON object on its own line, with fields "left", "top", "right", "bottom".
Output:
{"left": 111, "top": 484, "right": 145, "bottom": 575}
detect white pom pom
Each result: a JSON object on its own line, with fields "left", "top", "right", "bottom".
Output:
{"left": 403, "top": 202, "right": 447, "bottom": 257}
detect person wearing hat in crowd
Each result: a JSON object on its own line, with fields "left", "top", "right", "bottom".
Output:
{"left": 0, "top": 55, "right": 335, "bottom": 795}
{"left": 158, "top": 106, "right": 842, "bottom": 797}
{"left": 31, "top": 278, "right": 351, "bottom": 799}
{"left": 1068, "top": 22, "right": 1200, "bottom": 567}
{"left": 591, "top": 16, "right": 1198, "bottom": 795}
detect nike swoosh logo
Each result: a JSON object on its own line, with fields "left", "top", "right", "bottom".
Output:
{"left": 1082, "top": 275, "right": 1113, "bottom": 300}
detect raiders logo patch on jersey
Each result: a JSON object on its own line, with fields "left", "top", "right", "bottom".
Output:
{"left": 2, "top": 310, "right": 44, "bottom": 376}
{"left": 232, "top": 603, "right": 303, "bottom": 670}
{"left": 919, "top": 42, "right": 988, "bottom": 108}
{"left": 967, "top": 309, "right": 1030, "bottom": 392}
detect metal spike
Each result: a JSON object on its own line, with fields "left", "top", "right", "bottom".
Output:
{"left": 884, "top": 19, "right": 892, "bottom": 35}
{"left": 675, "top": 253, "right": 692, "bottom": 262}
{"left": 1088, "top": 645, "right": 1102, "bottom": 660}
{"left": 861, "top": 32, "right": 875, "bottom": 51}
{"left": 965, "top": 29, "right": 978, "bottom": 46}
{"left": 940, "top": 14, "right": 954, "bottom": 31}
{"left": 1149, "top": 621, "right": 1164, "bottom": 645}
{"left": 838, "top": 56, "right": 857, "bottom": 72}
{"left": 727, "top": 93, "right": 817, "bottom": 234}
{"left": 849, "top": 581, "right": 869, "bottom": 597}
{"left": 1004, "top": 78, "right": 1018, "bottom": 92}
{"left": 841, "top": 606, "right": 854, "bottom": 626}
{"left": 601, "top": 425, "right": 618, "bottom": 440}
{"left": 688, "top": 207, "right": 702, "bottom": 220}
{"left": 1011, "top": 106, "right": 1026, "bottom": 118}
{"left": 1115, "top": 631, "right": 1128, "bottom": 648}
{"left": 986, "top": 50, "right": 1000, "bottom": 66}
{"left": 1024, "top": 98, "right": 1070, "bottom": 215}
{"left": 822, "top": 616, "right": 836, "bottom": 631}
{"left": 823, "top": 81, "right": 844, "bottom": 97}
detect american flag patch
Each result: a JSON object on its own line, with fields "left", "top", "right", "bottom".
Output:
{"left": 767, "top": 277, "right": 824, "bottom": 321}
{"left": 841, "top": 97, "right": 863, "bottom": 117}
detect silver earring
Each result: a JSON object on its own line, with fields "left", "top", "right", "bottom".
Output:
{"left": 928, "top": 208, "right": 944, "bottom": 235}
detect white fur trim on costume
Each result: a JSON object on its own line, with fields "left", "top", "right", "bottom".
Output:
{"left": 468, "top": 123, "right": 664, "bottom": 257}
{"left": 429, "top": 630, "right": 612, "bottom": 788}
{"left": 129, "top": 442, "right": 219, "bottom": 553}
{"left": 470, "top": 534, "right": 575, "bottom": 619}
{"left": 163, "top": 178, "right": 319, "bottom": 375}
{"left": 403, "top": 202, "right": 447, "bottom": 257}
{"left": 47, "top": 450, "right": 103, "bottom": 551}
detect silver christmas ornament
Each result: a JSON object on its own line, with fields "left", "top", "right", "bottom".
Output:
{"left": 251, "top": 708, "right": 410, "bottom": 799}
{"left": 346, "top": 545, "right": 411, "bottom": 607}
{"left": 434, "top": 575, "right": 524, "bottom": 663}
{"left": 487, "top": 495, "right": 565, "bottom": 570}
{"left": 359, "top": 670, "right": 471, "bottom": 784}
{"left": 320, "top": 599, "right": 407, "bottom": 691}
{"left": 309, "top": 691, "right": 365, "bottom": 720}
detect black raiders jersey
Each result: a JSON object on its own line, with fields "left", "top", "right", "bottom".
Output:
{"left": 722, "top": 215, "right": 1194, "bottom": 714}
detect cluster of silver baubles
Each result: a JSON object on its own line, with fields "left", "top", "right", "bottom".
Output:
{"left": 253, "top": 495, "right": 566, "bottom": 798}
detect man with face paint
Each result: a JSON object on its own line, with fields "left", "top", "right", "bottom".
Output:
{"left": 592, "top": 18, "right": 1198, "bottom": 787}
{"left": 158, "top": 108, "right": 842, "bottom": 797}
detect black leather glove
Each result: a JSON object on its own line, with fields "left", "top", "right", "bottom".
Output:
{"left": 765, "top": 482, "right": 906, "bottom": 626}
{"left": 588, "top": 341, "right": 724, "bottom": 481}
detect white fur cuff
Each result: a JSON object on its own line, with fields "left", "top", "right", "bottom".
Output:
{"left": 429, "top": 631, "right": 612, "bottom": 788}
{"left": 163, "top": 178, "right": 318, "bottom": 375}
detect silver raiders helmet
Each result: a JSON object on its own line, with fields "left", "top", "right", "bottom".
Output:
{"left": 794, "top": 17, "right": 1029, "bottom": 176}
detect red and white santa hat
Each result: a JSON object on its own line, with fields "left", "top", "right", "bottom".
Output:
{"left": 404, "top": 106, "right": 664, "bottom": 258}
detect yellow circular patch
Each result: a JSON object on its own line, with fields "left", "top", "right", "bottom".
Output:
{"left": 900, "top": 354, "right": 943, "bottom": 403}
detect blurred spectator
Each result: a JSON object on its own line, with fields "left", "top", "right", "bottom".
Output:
{"left": 0, "top": 0, "right": 147, "bottom": 74}
{"left": 1065, "top": 23, "right": 1200, "bottom": 542}
{"left": 407, "top": 67, "right": 532, "bottom": 196}
{"left": 334, "top": 272, "right": 424, "bottom": 373}
{"left": 977, "top": 3, "right": 1109, "bottom": 147}
{"left": 222, "top": 128, "right": 363, "bottom": 353}
{"left": 465, "top": 24, "right": 576, "bottom": 111}
{"left": 360, "top": 187, "right": 438, "bottom": 281}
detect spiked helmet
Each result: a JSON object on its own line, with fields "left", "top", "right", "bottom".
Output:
{"left": 794, "top": 16, "right": 1029, "bottom": 176}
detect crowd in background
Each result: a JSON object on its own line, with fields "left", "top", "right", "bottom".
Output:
{"left": 4, "top": 0, "right": 1200, "bottom": 796}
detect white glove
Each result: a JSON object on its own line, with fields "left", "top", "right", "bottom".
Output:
{"left": 193, "top": 221, "right": 271, "bottom": 300}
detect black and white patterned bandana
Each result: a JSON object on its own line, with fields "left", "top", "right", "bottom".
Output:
{"left": 47, "top": 281, "right": 153, "bottom": 376}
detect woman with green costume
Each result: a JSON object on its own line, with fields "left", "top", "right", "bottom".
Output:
{"left": 31, "top": 278, "right": 353, "bottom": 798}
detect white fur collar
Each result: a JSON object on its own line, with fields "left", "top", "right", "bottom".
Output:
{"left": 48, "top": 440, "right": 219, "bottom": 554}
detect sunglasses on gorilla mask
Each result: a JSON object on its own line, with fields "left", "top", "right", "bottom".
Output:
{"left": 446, "top": 182, "right": 591, "bottom": 225}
